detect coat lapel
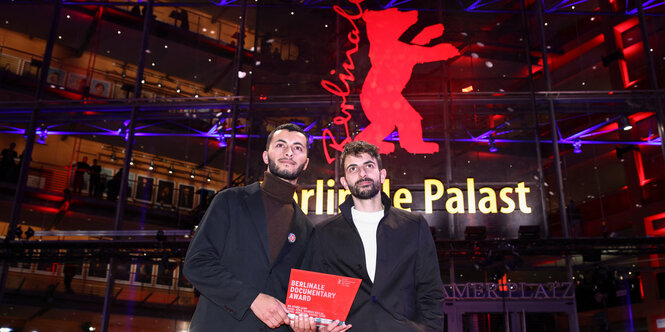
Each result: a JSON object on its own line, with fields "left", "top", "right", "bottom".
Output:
{"left": 271, "top": 202, "right": 307, "bottom": 267}
{"left": 241, "top": 183, "right": 271, "bottom": 265}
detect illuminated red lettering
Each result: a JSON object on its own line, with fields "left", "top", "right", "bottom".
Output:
{"left": 321, "top": 0, "right": 364, "bottom": 164}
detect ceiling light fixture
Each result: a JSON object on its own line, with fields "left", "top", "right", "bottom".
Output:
{"left": 573, "top": 139, "right": 582, "bottom": 154}
{"left": 619, "top": 115, "right": 632, "bottom": 131}
{"left": 489, "top": 135, "right": 498, "bottom": 153}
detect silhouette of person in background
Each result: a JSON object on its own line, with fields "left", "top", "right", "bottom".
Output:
{"left": 63, "top": 262, "right": 78, "bottom": 293}
{"left": 89, "top": 158, "right": 101, "bottom": 197}
{"left": 106, "top": 168, "right": 123, "bottom": 201}
{"left": 1, "top": 142, "right": 18, "bottom": 182}
{"left": 169, "top": 8, "right": 189, "bottom": 29}
{"left": 131, "top": 5, "right": 141, "bottom": 16}
{"left": 73, "top": 156, "right": 90, "bottom": 194}
{"left": 179, "top": 9, "right": 189, "bottom": 30}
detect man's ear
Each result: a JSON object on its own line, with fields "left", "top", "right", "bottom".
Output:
{"left": 302, "top": 158, "right": 310, "bottom": 171}
{"left": 340, "top": 176, "right": 350, "bottom": 190}
{"left": 380, "top": 168, "right": 387, "bottom": 184}
{"left": 262, "top": 151, "right": 269, "bottom": 165}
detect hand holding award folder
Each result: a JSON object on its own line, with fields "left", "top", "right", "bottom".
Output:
{"left": 285, "top": 269, "right": 361, "bottom": 327}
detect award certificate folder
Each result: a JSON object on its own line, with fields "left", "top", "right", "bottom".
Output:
{"left": 286, "top": 269, "right": 361, "bottom": 322}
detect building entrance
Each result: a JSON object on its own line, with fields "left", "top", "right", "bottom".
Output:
{"left": 443, "top": 282, "right": 578, "bottom": 331}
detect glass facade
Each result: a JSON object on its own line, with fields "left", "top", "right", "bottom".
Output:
{"left": 0, "top": 0, "right": 664, "bottom": 331}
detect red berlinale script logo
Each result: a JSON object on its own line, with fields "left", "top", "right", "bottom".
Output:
{"left": 321, "top": 2, "right": 460, "bottom": 163}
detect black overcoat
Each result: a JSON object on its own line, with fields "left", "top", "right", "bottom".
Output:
{"left": 184, "top": 182, "right": 313, "bottom": 331}
{"left": 307, "top": 193, "right": 444, "bottom": 331}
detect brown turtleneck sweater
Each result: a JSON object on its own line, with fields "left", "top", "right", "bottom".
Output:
{"left": 260, "top": 171, "right": 297, "bottom": 263}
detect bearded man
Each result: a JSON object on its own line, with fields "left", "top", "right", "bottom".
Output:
{"left": 184, "top": 123, "right": 313, "bottom": 331}
{"left": 292, "top": 140, "right": 444, "bottom": 332}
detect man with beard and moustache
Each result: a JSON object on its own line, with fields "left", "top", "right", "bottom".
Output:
{"left": 291, "top": 141, "right": 444, "bottom": 332}
{"left": 184, "top": 123, "right": 314, "bottom": 331}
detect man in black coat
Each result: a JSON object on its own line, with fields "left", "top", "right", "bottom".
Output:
{"left": 293, "top": 141, "right": 443, "bottom": 332}
{"left": 184, "top": 123, "right": 314, "bottom": 331}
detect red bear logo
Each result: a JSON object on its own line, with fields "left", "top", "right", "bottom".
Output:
{"left": 356, "top": 8, "right": 460, "bottom": 154}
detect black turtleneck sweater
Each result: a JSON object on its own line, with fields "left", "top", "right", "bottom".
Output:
{"left": 260, "top": 171, "right": 297, "bottom": 263}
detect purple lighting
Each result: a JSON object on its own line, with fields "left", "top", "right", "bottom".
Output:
{"left": 489, "top": 135, "right": 498, "bottom": 153}
{"left": 573, "top": 139, "right": 582, "bottom": 154}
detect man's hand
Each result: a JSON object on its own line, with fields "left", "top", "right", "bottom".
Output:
{"left": 250, "top": 293, "right": 290, "bottom": 328}
{"left": 290, "top": 314, "right": 352, "bottom": 332}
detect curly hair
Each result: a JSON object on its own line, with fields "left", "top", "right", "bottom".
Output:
{"left": 340, "top": 141, "right": 382, "bottom": 172}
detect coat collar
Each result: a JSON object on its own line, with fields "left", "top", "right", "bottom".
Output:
{"left": 241, "top": 182, "right": 309, "bottom": 267}
{"left": 339, "top": 191, "right": 392, "bottom": 225}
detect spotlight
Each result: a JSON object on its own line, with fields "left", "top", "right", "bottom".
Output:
{"left": 157, "top": 80, "right": 162, "bottom": 88}
{"left": 121, "top": 68, "right": 126, "bottom": 77}
{"left": 36, "top": 124, "right": 48, "bottom": 144}
{"left": 195, "top": 89, "right": 199, "bottom": 98}
{"left": 149, "top": 160, "right": 154, "bottom": 171}
{"left": 117, "top": 119, "right": 131, "bottom": 140}
{"left": 573, "top": 139, "right": 582, "bottom": 154}
{"left": 489, "top": 135, "right": 498, "bottom": 153}
{"left": 218, "top": 133, "right": 227, "bottom": 147}
{"left": 110, "top": 152, "right": 117, "bottom": 162}
{"left": 129, "top": 157, "right": 134, "bottom": 166}
{"left": 206, "top": 173, "right": 212, "bottom": 182}
{"left": 140, "top": 77, "right": 145, "bottom": 84}
{"left": 190, "top": 169, "right": 195, "bottom": 179}
{"left": 168, "top": 164, "right": 174, "bottom": 174}
{"left": 176, "top": 84, "right": 181, "bottom": 93}
{"left": 619, "top": 115, "right": 632, "bottom": 131}
{"left": 79, "top": 322, "right": 95, "bottom": 332}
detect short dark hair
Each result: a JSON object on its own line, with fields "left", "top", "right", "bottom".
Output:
{"left": 265, "top": 123, "right": 309, "bottom": 152}
{"left": 340, "top": 141, "right": 382, "bottom": 172}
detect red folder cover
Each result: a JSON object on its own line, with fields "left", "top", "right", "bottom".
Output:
{"left": 286, "top": 269, "right": 361, "bottom": 322}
